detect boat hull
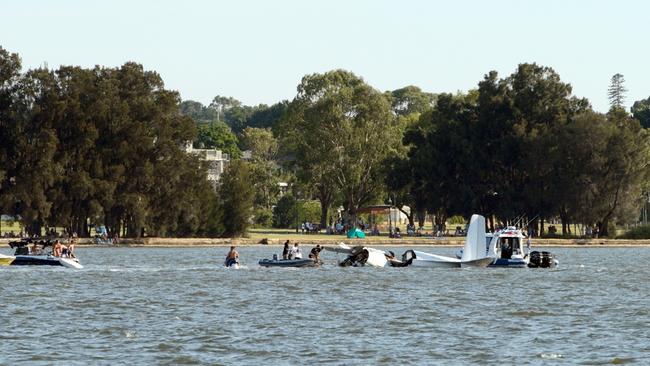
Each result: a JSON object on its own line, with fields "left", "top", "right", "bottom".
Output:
{"left": 410, "top": 259, "right": 460, "bottom": 268}
{"left": 0, "top": 254, "right": 15, "bottom": 266}
{"left": 259, "top": 259, "right": 319, "bottom": 268}
{"left": 491, "top": 258, "right": 528, "bottom": 268}
{"left": 11, "top": 255, "right": 83, "bottom": 269}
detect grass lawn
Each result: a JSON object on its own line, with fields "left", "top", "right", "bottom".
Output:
{"left": 0, "top": 220, "right": 22, "bottom": 236}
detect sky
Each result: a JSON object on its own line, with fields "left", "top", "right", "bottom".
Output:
{"left": 2, "top": 0, "right": 648, "bottom": 112}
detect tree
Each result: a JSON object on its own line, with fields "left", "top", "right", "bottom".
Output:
{"left": 632, "top": 96, "right": 650, "bottom": 129}
{"left": 387, "top": 85, "right": 436, "bottom": 116}
{"left": 217, "top": 160, "right": 255, "bottom": 237}
{"left": 248, "top": 101, "right": 289, "bottom": 130}
{"left": 180, "top": 100, "right": 216, "bottom": 123}
{"left": 608, "top": 73, "right": 627, "bottom": 110}
{"left": 280, "top": 70, "right": 401, "bottom": 224}
{"left": 240, "top": 127, "right": 281, "bottom": 210}
{"left": 194, "top": 121, "right": 241, "bottom": 158}
{"left": 209, "top": 95, "right": 241, "bottom": 122}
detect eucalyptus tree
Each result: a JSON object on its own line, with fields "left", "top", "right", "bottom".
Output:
{"left": 387, "top": 85, "right": 436, "bottom": 116}
{"left": 280, "top": 70, "right": 401, "bottom": 224}
{"left": 240, "top": 127, "right": 281, "bottom": 212}
{"left": 632, "top": 96, "right": 650, "bottom": 129}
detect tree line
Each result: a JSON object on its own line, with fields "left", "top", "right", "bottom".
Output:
{"left": 2, "top": 44, "right": 649, "bottom": 237}
{"left": 0, "top": 47, "right": 223, "bottom": 237}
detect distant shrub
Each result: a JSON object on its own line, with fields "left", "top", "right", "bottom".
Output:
{"left": 272, "top": 196, "right": 322, "bottom": 228}
{"left": 618, "top": 225, "right": 650, "bottom": 239}
{"left": 448, "top": 215, "right": 466, "bottom": 225}
{"left": 253, "top": 208, "right": 273, "bottom": 227}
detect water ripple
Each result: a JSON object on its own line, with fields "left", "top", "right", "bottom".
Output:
{"left": 1, "top": 246, "right": 650, "bottom": 364}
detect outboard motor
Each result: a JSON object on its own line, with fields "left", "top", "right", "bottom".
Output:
{"left": 528, "top": 251, "right": 557, "bottom": 268}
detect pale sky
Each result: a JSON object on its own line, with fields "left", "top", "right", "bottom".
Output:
{"left": 2, "top": 0, "right": 648, "bottom": 112}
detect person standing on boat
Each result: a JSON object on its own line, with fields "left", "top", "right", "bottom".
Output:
{"left": 282, "top": 240, "right": 290, "bottom": 260}
{"left": 225, "top": 246, "right": 239, "bottom": 267}
{"left": 289, "top": 242, "right": 302, "bottom": 260}
{"left": 67, "top": 233, "right": 77, "bottom": 258}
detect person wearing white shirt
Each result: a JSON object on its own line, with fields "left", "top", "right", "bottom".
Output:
{"left": 289, "top": 243, "right": 302, "bottom": 259}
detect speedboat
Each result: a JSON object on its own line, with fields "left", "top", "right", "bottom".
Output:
{"left": 410, "top": 214, "right": 493, "bottom": 268}
{"left": 259, "top": 254, "right": 319, "bottom": 268}
{"left": 456, "top": 226, "right": 558, "bottom": 268}
{"left": 0, "top": 254, "right": 15, "bottom": 266}
{"left": 6, "top": 239, "right": 83, "bottom": 269}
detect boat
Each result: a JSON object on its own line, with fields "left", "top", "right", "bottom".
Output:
{"left": 456, "top": 225, "right": 558, "bottom": 268}
{"left": 259, "top": 255, "right": 319, "bottom": 268}
{"left": 6, "top": 239, "right": 83, "bottom": 269}
{"left": 0, "top": 254, "right": 15, "bottom": 266}
{"left": 410, "top": 214, "right": 493, "bottom": 268}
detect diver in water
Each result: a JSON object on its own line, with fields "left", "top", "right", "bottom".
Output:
{"left": 225, "top": 246, "right": 239, "bottom": 267}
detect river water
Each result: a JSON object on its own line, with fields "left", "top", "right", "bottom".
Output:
{"left": 1, "top": 246, "right": 649, "bottom": 365}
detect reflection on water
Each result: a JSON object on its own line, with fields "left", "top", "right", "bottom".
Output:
{"left": 1, "top": 246, "right": 649, "bottom": 365}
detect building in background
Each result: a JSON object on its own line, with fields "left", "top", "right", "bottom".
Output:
{"left": 185, "top": 144, "right": 230, "bottom": 189}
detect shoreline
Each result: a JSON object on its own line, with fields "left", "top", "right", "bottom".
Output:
{"left": 3, "top": 237, "right": 650, "bottom": 248}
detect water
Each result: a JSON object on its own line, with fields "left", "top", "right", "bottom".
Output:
{"left": 1, "top": 246, "right": 649, "bottom": 365}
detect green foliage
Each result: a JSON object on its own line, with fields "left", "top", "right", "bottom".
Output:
{"left": 217, "top": 161, "right": 255, "bottom": 237}
{"left": 448, "top": 215, "right": 466, "bottom": 225}
{"left": 632, "top": 96, "right": 650, "bottom": 129}
{"left": 608, "top": 73, "right": 627, "bottom": 109}
{"left": 298, "top": 200, "right": 322, "bottom": 224}
{"left": 180, "top": 100, "right": 217, "bottom": 123}
{"left": 0, "top": 47, "right": 219, "bottom": 237}
{"left": 619, "top": 225, "right": 650, "bottom": 239}
{"left": 194, "top": 121, "right": 241, "bottom": 158}
{"left": 252, "top": 207, "right": 273, "bottom": 227}
{"left": 240, "top": 127, "right": 281, "bottom": 209}
{"left": 279, "top": 69, "right": 401, "bottom": 224}
{"left": 272, "top": 195, "right": 321, "bottom": 228}
{"left": 387, "top": 85, "right": 436, "bottom": 116}
{"left": 273, "top": 195, "right": 298, "bottom": 228}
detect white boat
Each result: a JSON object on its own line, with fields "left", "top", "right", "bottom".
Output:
{"left": 456, "top": 226, "right": 558, "bottom": 268}
{"left": 410, "top": 214, "right": 493, "bottom": 268}
{"left": 6, "top": 239, "right": 83, "bottom": 269}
